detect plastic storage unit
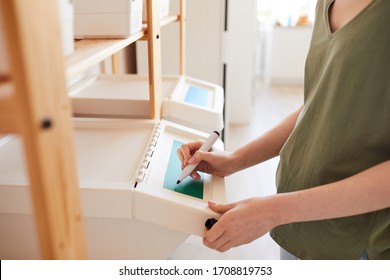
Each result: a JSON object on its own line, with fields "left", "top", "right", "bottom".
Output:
{"left": 74, "top": 0, "right": 143, "bottom": 38}
{"left": 0, "top": 119, "right": 226, "bottom": 259}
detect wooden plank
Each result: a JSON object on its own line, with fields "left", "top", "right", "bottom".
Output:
{"left": 147, "top": 0, "right": 162, "bottom": 119}
{"left": 2, "top": 0, "right": 86, "bottom": 259}
{"left": 0, "top": 79, "right": 19, "bottom": 133}
{"left": 0, "top": 112, "right": 19, "bottom": 134}
{"left": 111, "top": 53, "right": 120, "bottom": 74}
{"left": 0, "top": 75, "right": 10, "bottom": 83}
{"left": 66, "top": 30, "right": 145, "bottom": 79}
{"left": 140, "top": 15, "right": 179, "bottom": 39}
{"left": 180, "top": 0, "right": 186, "bottom": 75}
{"left": 161, "top": 15, "right": 179, "bottom": 27}
{"left": 0, "top": 75, "right": 12, "bottom": 94}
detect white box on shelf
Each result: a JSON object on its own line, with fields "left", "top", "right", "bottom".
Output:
{"left": 74, "top": 0, "right": 143, "bottom": 38}
{"left": 57, "top": 0, "right": 74, "bottom": 56}
{"left": 70, "top": 74, "right": 224, "bottom": 132}
{"left": 69, "top": 74, "right": 179, "bottom": 118}
{"left": 142, "top": 0, "right": 170, "bottom": 22}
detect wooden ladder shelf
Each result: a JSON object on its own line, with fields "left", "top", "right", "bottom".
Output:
{"left": 0, "top": 0, "right": 186, "bottom": 259}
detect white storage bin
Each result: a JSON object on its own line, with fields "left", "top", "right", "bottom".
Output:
{"left": 142, "top": 0, "right": 170, "bottom": 22}
{"left": 74, "top": 0, "right": 143, "bottom": 38}
{"left": 0, "top": 1, "right": 74, "bottom": 62}
{"left": 57, "top": 0, "right": 74, "bottom": 56}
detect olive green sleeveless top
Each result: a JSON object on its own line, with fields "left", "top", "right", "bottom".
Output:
{"left": 271, "top": 0, "right": 390, "bottom": 259}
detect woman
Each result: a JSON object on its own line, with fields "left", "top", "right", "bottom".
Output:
{"left": 177, "top": 0, "right": 390, "bottom": 260}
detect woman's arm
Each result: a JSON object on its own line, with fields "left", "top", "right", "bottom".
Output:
{"left": 229, "top": 105, "right": 303, "bottom": 174}
{"left": 177, "top": 105, "right": 303, "bottom": 178}
{"left": 204, "top": 160, "right": 390, "bottom": 252}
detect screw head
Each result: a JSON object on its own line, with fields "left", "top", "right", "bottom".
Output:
{"left": 41, "top": 117, "right": 52, "bottom": 129}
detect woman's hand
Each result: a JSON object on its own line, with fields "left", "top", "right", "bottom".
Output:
{"left": 203, "top": 198, "right": 281, "bottom": 252}
{"left": 176, "top": 141, "right": 236, "bottom": 179}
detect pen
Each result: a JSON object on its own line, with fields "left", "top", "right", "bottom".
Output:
{"left": 176, "top": 131, "right": 220, "bottom": 184}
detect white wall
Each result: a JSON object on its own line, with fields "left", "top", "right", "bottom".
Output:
{"left": 268, "top": 26, "right": 312, "bottom": 85}
{"left": 225, "top": 0, "right": 257, "bottom": 125}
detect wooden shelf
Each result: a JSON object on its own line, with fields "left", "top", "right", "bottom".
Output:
{"left": 0, "top": 109, "right": 19, "bottom": 134}
{"left": 161, "top": 15, "right": 180, "bottom": 27}
{"left": 139, "top": 16, "right": 181, "bottom": 41}
{"left": 0, "top": 78, "right": 18, "bottom": 133}
{"left": 65, "top": 15, "right": 180, "bottom": 79}
{"left": 0, "top": 75, "right": 10, "bottom": 83}
{"left": 0, "top": 77, "right": 13, "bottom": 102}
{"left": 66, "top": 30, "right": 145, "bottom": 79}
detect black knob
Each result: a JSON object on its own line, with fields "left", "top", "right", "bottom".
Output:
{"left": 205, "top": 218, "right": 218, "bottom": 230}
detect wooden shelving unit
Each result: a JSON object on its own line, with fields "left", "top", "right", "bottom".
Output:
{"left": 0, "top": 0, "right": 186, "bottom": 259}
{"left": 66, "top": 30, "right": 146, "bottom": 79}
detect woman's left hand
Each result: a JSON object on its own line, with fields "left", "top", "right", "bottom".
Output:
{"left": 203, "top": 197, "right": 281, "bottom": 252}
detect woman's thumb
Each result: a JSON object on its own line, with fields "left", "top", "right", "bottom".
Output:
{"left": 208, "top": 200, "right": 235, "bottom": 214}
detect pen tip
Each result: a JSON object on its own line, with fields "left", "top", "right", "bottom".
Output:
{"left": 176, "top": 180, "right": 181, "bottom": 184}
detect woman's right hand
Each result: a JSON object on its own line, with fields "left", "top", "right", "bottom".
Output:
{"left": 176, "top": 141, "right": 235, "bottom": 179}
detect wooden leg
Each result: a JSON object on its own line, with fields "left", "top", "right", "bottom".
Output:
{"left": 2, "top": 0, "right": 86, "bottom": 259}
